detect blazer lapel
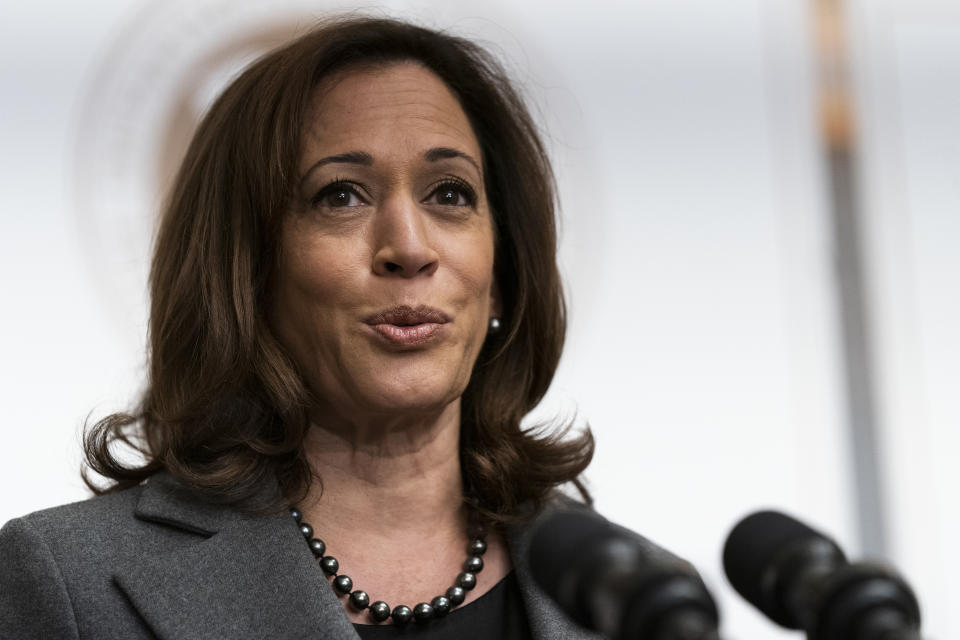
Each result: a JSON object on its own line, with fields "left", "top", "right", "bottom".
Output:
{"left": 114, "top": 474, "right": 359, "bottom": 640}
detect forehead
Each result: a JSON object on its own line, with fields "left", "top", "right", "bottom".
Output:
{"left": 302, "top": 61, "right": 482, "bottom": 167}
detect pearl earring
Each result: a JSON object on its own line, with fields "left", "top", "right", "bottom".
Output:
{"left": 488, "top": 318, "right": 501, "bottom": 333}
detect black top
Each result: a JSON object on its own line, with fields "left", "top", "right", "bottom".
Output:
{"left": 353, "top": 572, "right": 532, "bottom": 639}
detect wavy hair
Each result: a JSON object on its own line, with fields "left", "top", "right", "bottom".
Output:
{"left": 83, "top": 16, "right": 593, "bottom": 522}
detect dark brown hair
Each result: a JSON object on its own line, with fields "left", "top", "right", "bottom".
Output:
{"left": 83, "top": 16, "right": 593, "bottom": 522}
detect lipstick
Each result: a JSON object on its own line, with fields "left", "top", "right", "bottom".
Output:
{"left": 363, "top": 305, "right": 450, "bottom": 347}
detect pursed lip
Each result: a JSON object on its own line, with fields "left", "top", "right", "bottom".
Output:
{"left": 363, "top": 304, "right": 451, "bottom": 347}
{"left": 363, "top": 304, "right": 451, "bottom": 326}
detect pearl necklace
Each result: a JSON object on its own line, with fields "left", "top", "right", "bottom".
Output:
{"left": 290, "top": 507, "right": 488, "bottom": 625}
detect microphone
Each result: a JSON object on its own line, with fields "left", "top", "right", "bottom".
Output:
{"left": 529, "top": 509, "right": 721, "bottom": 640}
{"left": 722, "top": 510, "right": 922, "bottom": 640}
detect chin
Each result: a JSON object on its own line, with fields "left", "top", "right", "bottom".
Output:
{"left": 357, "top": 364, "right": 468, "bottom": 416}
{"left": 371, "top": 383, "right": 463, "bottom": 416}
{"left": 308, "top": 347, "right": 478, "bottom": 421}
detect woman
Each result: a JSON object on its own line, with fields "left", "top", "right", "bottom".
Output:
{"left": 0, "top": 16, "right": 596, "bottom": 639}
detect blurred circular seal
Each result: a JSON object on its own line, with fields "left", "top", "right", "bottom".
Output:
{"left": 71, "top": 0, "right": 330, "bottom": 344}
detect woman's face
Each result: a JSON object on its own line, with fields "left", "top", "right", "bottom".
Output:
{"left": 271, "top": 62, "right": 498, "bottom": 425}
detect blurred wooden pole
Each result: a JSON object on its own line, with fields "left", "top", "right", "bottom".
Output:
{"left": 813, "top": 0, "right": 888, "bottom": 556}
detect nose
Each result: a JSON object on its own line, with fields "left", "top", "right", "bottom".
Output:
{"left": 372, "top": 194, "right": 439, "bottom": 278}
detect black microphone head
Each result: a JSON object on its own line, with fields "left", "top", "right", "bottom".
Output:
{"left": 530, "top": 508, "right": 719, "bottom": 639}
{"left": 724, "top": 510, "right": 923, "bottom": 640}
{"left": 723, "top": 510, "right": 846, "bottom": 628}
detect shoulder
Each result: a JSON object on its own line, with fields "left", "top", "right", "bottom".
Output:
{"left": 0, "top": 486, "right": 154, "bottom": 640}
{"left": 6, "top": 483, "right": 146, "bottom": 541}
{"left": 2, "top": 477, "right": 207, "bottom": 561}
{"left": 1, "top": 484, "right": 151, "bottom": 575}
{"left": 2, "top": 471, "right": 235, "bottom": 566}
{"left": 0, "top": 476, "right": 217, "bottom": 640}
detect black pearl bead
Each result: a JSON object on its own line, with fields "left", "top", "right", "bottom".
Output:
{"left": 299, "top": 523, "right": 313, "bottom": 540}
{"left": 467, "top": 523, "right": 486, "bottom": 538}
{"left": 369, "top": 601, "right": 391, "bottom": 622}
{"left": 431, "top": 595, "right": 451, "bottom": 617}
{"left": 320, "top": 556, "right": 339, "bottom": 575}
{"left": 333, "top": 575, "right": 353, "bottom": 594}
{"left": 464, "top": 555, "right": 484, "bottom": 573}
{"left": 468, "top": 539, "right": 487, "bottom": 556}
{"left": 456, "top": 572, "right": 477, "bottom": 590}
{"left": 349, "top": 590, "right": 370, "bottom": 610}
{"left": 308, "top": 538, "right": 326, "bottom": 558}
{"left": 391, "top": 605, "right": 413, "bottom": 625}
{"left": 445, "top": 586, "right": 466, "bottom": 605}
{"left": 290, "top": 508, "right": 302, "bottom": 523}
{"left": 413, "top": 603, "right": 433, "bottom": 623}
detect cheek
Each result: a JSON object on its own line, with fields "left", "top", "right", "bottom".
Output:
{"left": 449, "top": 258, "right": 494, "bottom": 319}
{"left": 446, "top": 243, "right": 496, "bottom": 350}
{"left": 447, "top": 224, "right": 496, "bottom": 296}
{"left": 271, "top": 237, "right": 357, "bottom": 355}
{"left": 292, "top": 259, "right": 351, "bottom": 307}
{"left": 281, "top": 232, "right": 360, "bottom": 309}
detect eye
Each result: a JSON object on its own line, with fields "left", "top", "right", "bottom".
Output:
{"left": 311, "top": 181, "right": 367, "bottom": 208}
{"left": 425, "top": 180, "right": 477, "bottom": 207}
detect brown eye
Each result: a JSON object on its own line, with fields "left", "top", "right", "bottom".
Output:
{"left": 312, "top": 182, "right": 365, "bottom": 208}
{"left": 426, "top": 180, "right": 477, "bottom": 207}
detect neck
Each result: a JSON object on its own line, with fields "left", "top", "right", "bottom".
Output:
{"left": 300, "top": 398, "right": 465, "bottom": 534}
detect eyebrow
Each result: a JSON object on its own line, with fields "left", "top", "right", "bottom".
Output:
{"left": 300, "top": 147, "right": 482, "bottom": 186}
{"left": 298, "top": 152, "right": 372, "bottom": 188}
{"left": 424, "top": 147, "right": 482, "bottom": 174}
{"left": 310, "top": 151, "right": 374, "bottom": 169}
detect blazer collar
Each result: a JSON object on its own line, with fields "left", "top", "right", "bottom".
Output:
{"left": 118, "top": 473, "right": 596, "bottom": 640}
{"left": 132, "top": 471, "right": 247, "bottom": 535}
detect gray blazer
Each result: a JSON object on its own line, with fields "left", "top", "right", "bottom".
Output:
{"left": 0, "top": 473, "right": 602, "bottom": 639}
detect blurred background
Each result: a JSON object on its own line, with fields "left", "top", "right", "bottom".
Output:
{"left": 1, "top": 0, "right": 957, "bottom": 637}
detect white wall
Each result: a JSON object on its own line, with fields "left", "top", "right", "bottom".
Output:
{"left": 849, "top": 1, "right": 960, "bottom": 637}
{"left": 1, "top": 0, "right": 953, "bottom": 638}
